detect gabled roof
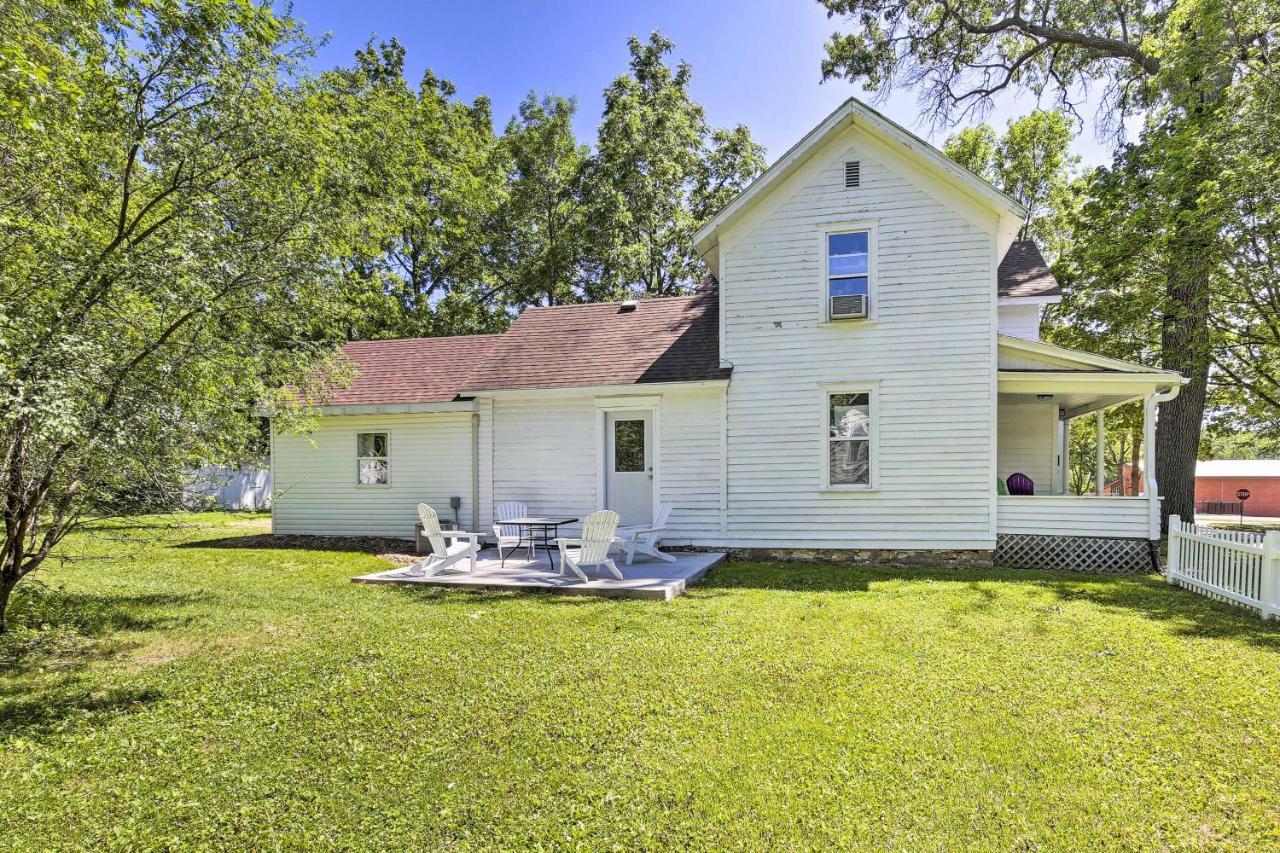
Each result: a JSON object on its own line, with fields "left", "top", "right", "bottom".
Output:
{"left": 462, "top": 289, "right": 729, "bottom": 392}
{"left": 693, "top": 97, "right": 1027, "bottom": 255}
{"left": 329, "top": 335, "right": 502, "bottom": 404}
{"left": 998, "top": 241, "right": 1061, "bottom": 300}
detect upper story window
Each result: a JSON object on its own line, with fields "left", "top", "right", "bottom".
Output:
{"left": 827, "top": 230, "right": 871, "bottom": 320}
{"left": 356, "top": 432, "right": 389, "bottom": 485}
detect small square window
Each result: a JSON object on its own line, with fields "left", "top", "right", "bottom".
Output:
{"left": 356, "top": 432, "right": 389, "bottom": 485}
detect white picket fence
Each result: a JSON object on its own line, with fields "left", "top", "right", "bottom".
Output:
{"left": 1167, "top": 515, "right": 1280, "bottom": 619}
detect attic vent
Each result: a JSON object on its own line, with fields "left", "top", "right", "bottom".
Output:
{"left": 844, "top": 160, "right": 861, "bottom": 188}
{"left": 619, "top": 300, "right": 638, "bottom": 313}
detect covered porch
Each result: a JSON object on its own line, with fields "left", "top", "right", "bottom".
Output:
{"left": 996, "top": 336, "right": 1186, "bottom": 545}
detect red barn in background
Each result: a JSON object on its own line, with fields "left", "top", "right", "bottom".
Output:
{"left": 1195, "top": 460, "right": 1280, "bottom": 517}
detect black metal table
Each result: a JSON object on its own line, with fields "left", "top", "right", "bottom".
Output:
{"left": 501, "top": 517, "right": 578, "bottom": 570}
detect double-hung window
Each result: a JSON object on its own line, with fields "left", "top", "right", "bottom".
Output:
{"left": 826, "top": 230, "right": 870, "bottom": 319}
{"left": 828, "top": 392, "right": 872, "bottom": 486}
{"left": 356, "top": 432, "right": 389, "bottom": 485}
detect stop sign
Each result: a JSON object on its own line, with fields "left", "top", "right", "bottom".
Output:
{"left": 1237, "top": 488, "right": 1251, "bottom": 501}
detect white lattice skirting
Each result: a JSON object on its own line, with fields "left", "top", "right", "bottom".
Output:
{"left": 996, "top": 534, "right": 1154, "bottom": 574}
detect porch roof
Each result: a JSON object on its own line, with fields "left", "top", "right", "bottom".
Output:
{"left": 997, "top": 335, "right": 1186, "bottom": 418}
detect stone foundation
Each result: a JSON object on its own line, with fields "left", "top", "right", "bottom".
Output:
{"left": 674, "top": 537, "right": 1158, "bottom": 574}
{"left": 713, "top": 547, "right": 995, "bottom": 570}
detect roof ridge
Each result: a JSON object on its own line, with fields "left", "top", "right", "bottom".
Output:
{"left": 517, "top": 292, "right": 709, "bottom": 313}
{"left": 343, "top": 332, "right": 505, "bottom": 346}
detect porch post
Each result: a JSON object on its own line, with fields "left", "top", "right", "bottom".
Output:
{"left": 1059, "top": 416, "right": 1070, "bottom": 495}
{"left": 1095, "top": 410, "right": 1106, "bottom": 496}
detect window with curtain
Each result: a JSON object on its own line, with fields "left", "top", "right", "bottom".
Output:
{"left": 828, "top": 393, "right": 871, "bottom": 485}
{"left": 356, "top": 432, "right": 389, "bottom": 485}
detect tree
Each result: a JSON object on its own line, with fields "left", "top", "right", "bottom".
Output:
{"left": 312, "top": 41, "right": 509, "bottom": 339}
{"left": 0, "top": 1, "right": 353, "bottom": 632}
{"left": 818, "top": 0, "right": 1276, "bottom": 529}
{"left": 943, "top": 110, "right": 1078, "bottom": 250}
{"left": 942, "top": 126, "right": 998, "bottom": 182}
{"left": 492, "top": 93, "right": 590, "bottom": 309}
{"left": 1200, "top": 428, "right": 1280, "bottom": 461}
{"left": 1065, "top": 401, "right": 1145, "bottom": 495}
{"left": 584, "top": 32, "right": 765, "bottom": 298}
{"left": 1209, "top": 61, "right": 1280, "bottom": 432}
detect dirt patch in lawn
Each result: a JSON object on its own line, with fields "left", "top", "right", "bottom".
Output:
{"left": 179, "top": 533, "right": 419, "bottom": 566}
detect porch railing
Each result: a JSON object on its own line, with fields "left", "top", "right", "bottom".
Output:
{"left": 1167, "top": 515, "right": 1280, "bottom": 619}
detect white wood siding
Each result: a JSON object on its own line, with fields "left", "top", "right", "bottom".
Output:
{"left": 477, "top": 397, "right": 494, "bottom": 531}
{"left": 485, "top": 389, "right": 725, "bottom": 544}
{"left": 997, "top": 496, "right": 1151, "bottom": 538}
{"left": 719, "top": 126, "right": 998, "bottom": 549}
{"left": 998, "top": 304, "right": 1042, "bottom": 340}
{"left": 490, "top": 395, "right": 598, "bottom": 536}
{"left": 997, "top": 400, "right": 1057, "bottom": 492}
{"left": 657, "top": 388, "right": 725, "bottom": 545}
{"left": 275, "top": 389, "right": 726, "bottom": 544}
{"left": 272, "top": 412, "right": 474, "bottom": 538}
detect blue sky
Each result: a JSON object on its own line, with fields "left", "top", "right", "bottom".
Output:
{"left": 292, "top": 0, "right": 1119, "bottom": 168}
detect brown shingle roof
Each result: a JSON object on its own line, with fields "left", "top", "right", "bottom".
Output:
{"left": 327, "top": 335, "right": 502, "bottom": 404}
{"left": 321, "top": 290, "right": 729, "bottom": 404}
{"left": 464, "top": 290, "right": 730, "bottom": 392}
{"left": 998, "top": 240, "right": 1061, "bottom": 299}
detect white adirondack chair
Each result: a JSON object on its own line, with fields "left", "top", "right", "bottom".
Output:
{"left": 492, "top": 501, "right": 530, "bottom": 566}
{"left": 613, "top": 503, "right": 676, "bottom": 565}
{"left": 555, "top": 510, "right": 622, "bottom": 582}
{"left": 398, "top": 504, "right": 480, "bottom": 577}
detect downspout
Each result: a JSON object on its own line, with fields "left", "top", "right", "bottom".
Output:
{"left": 268, "top": 417, "right": 276, "bottom": 534}
{"left": 1144, "top": 385, "right": 1183, "bottom": 542}
{"left": 1095, "top": 409, "right": 1106, "bottom": 496}
{"left": 471, "top": 412, "right": 480, "bottom": 534}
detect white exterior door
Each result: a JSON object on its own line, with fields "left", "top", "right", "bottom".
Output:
{"left": 604, "top": 411, "right": 653, "bottom": 525}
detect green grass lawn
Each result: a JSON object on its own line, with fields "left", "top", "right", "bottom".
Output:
{"left": 2, "top": 514, "right": 1279, "bottom": 850}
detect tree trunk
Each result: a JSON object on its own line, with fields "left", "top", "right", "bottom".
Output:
{"left": 0, "top": 574, "right": 14, "bottom": 635}
{"left": 1156, "top": 245, "right": 1213, "bottom": 533}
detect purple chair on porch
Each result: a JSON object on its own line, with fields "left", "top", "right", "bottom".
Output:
{"left": 1006, "top": 473, "right": 1035, "bottom": 496}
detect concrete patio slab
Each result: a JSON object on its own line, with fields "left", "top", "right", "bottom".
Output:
{"left": 352, "top": 548, "right": 724, "bottom": 600}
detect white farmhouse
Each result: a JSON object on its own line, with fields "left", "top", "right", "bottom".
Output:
{"left": 271, "top": 98, "right": 1185, "bottom": 571}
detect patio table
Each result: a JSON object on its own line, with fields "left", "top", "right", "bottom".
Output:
{"left": 500, "top": 517, "right": 578, "bottom": 571}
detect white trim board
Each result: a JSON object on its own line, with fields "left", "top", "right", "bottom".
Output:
{"left": 465, "top": 380, "right": 729, "bottom": 400}
{"left": 998, "top": 335, "right": 1178, "bottom": 375}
